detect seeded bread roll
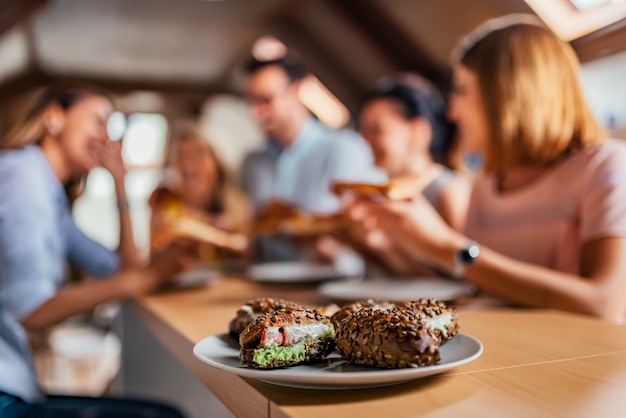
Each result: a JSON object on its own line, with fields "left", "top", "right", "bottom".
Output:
{"left": 399, "top": 299, "right": 459, "bottom": 344}
{"left": 331, "top": 299, "right": 395, "bottom": 330}
{"left": 228, "top": 297, "right": 305, "bottom": 338}
{"left": 240, "top": 309, "right": 336, "bottom": 369}
{"left": 336, "top": 307, "right": 440, "bottom": 368}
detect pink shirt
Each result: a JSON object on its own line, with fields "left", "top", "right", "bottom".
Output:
{"left": 465, "top": 139, "right": 626, "bottom": 275}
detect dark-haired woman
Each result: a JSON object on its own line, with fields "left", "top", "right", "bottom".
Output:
{"left": 0, "top": 85, "right": 191, "bottom": 417}
{"left": 358, "top": 74, "right": 470, "bottom": 229}
{"left": 338, "top": 75, "right": 470, "bottom": 275}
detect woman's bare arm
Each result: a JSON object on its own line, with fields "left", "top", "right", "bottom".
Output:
{"left": 459, "top": 237, "right": 626, "bottom": 321}
{"left": 98, "top": 140, "right": 141, "bottom": 268}
{"left": 22, "top": 244, "right": 194, "bottom": 331}
{"left": 21, "top": 269, "right": 156, "bottom": 331}
{"left": 437, "top": 177, "right": 471, "bottom": 231}
{"left": 366, "top": 197, "right": 626, "bottom": 322}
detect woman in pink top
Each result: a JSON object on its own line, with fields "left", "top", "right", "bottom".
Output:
{"left": 349, "top": 15, "right": 626, "bottom": 322}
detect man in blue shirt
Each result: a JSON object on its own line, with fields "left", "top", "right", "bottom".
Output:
{"left": 241, "top": 53, "right": 385, "bottom": 261}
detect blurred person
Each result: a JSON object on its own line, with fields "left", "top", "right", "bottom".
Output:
{"left": 0, "top": 84, "right": 192, "bottom": 417}
{"left": 358, "top": 75, "right": 470, "bottom": 228}
{"left": 349, "top": 15, "right": 626, "bottom": 322}
{"left": 241, "top": 53, "right": 385, "bottom": 261}
{"left": 149, "top": 121, "right": 251, "bottom": 262}
{"left": 340, "top": 75, "right": 471, "bottom": 275}
{"left": 240, "top": 137, "right": 282, "bottom": 214}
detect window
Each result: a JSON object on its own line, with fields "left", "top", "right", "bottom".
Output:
{"left": 570, "top": 0, "right": 620, "bottom": 12}
{"left": 74, "top": 112, "right": 168, "bottom": 253}
{"left": 525, "top": 0, "right": 626, "bottom": 40}
{"left": 122, "top": 113, "right": 168, "bottom": 169}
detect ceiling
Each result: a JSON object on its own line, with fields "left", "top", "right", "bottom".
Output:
{"left": 1, "top": 0, "right": 625, "bottom": 117}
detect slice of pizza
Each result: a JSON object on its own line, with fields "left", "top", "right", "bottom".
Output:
{"left": 166, "top": 216, "right": 248, "bottom": 252}
{"left": 252, "top": 201, "right": 348, "bottom": 236}
{"left": 252, "top": 201, "right": 300, "bottom": 235}
{"left": 151, "top": 188, "right": 248, "bottom": 252}
{"left": 332, "top": 171, "right": 439, "bottom": 202}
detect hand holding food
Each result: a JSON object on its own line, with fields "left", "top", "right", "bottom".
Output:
{"left": 357, "top": 195, "right": 467, "bottom": 271}
{"left": 253, "top": 200, "right": 348, "bottom": 236}
{"left": 151, "top": 188, "right": 249, "bottom": 252}
{"left": 332, "top": 172, "right": 439, "bottom": 202}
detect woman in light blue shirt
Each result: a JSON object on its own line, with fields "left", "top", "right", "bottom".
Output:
{"left": 0, "top": 85, "right": 189, "bottom": 417}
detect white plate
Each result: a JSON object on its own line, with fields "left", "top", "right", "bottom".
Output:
{"left": 319, "top": 277, "right": 476, "bottom": 302}
{"left": 247, "top": 261, "right": 345, "bottom": 283}
{"left": 173, "top": 267, "right": 221, "bottom": 288}
{"left": 193, "top": 333, "right": 483, "bottom": 390}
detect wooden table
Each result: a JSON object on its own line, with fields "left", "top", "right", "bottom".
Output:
{"left": 130, "top": 276, "right": 626, "bottom": 417}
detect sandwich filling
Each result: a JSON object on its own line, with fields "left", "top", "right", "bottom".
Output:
{"left": 398, "top": 299, "right": 459, "bottom": 344}
{"left": 425, "top": 313, "right": 453, "bottom": 339}
{"left": 253, "top": 322, "right": 334, "bottom": 366}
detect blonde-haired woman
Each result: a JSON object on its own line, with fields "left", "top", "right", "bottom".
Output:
{"left": 350, "top": 15, "right": 626, "bottom": 322}
{"left": 0, "top": 85, "right": 190, "bottom": 417}
{"left": 149, "top": 121, "right": 252, "bottom": 262}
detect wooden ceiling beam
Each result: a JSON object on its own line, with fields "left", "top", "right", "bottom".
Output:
{"left": 271, "top": 19, "right": 367, "bottom": 114}
{"left": 0, "top": 0, "right": 47, "bottom": 36}
{"left": 57, "top": 74, "right": 226, "bottom": 97}
{"left": 571, "top": 17, "right": 626, "bottom": 63}
{"left": 0, "top": 68, "right": 227, "bottom": 115}
{"left": 320, "top": 0, "right": 450, "bottom": 92}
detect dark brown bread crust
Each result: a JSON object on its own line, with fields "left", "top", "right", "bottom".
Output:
{"left": 239, "top": 308, "right": 331, "bottom": 349}
{"left": 246, "top": 297, "right": 305, "bottom": 313}
{"left": 336, "top": 307, "right": 440, "bottom": 368}
{"left": 228, "top": 297, "right": 305, "bottom": 338}
{"left": 240, "top": 337, "right": 336, "bottom": 369}
{"left": 314, "top": 303, "right": 340, "bottom": 318}
{"left": 398, "top": 299, "right": 459, "bottom": 344}
{"left": 330, "top": 299, "right": 395, "bottom": 330}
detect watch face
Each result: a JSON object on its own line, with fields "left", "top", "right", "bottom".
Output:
{"left": 460, "top": 243, "right": 480, "bottom": 264}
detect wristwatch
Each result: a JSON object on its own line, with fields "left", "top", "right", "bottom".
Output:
{"left": 452, "top": 241, "right": 480, "bottom": 280}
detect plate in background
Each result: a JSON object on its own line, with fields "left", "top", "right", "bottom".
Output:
{"left": 173, "top": 266, "right": 221, "bottom": 288}
{"left": 247, "top": 261, "right": 346, "bottom": 284}
{"left": 319, "top": 277, "right": 476, "bottom": 302}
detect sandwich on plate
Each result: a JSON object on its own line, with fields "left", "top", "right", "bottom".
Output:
{"left": 335, "top": 303, "right": 453, "bottom": 368}
{"left": 239, "top": 308, "right": 335, "bottom": 369}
